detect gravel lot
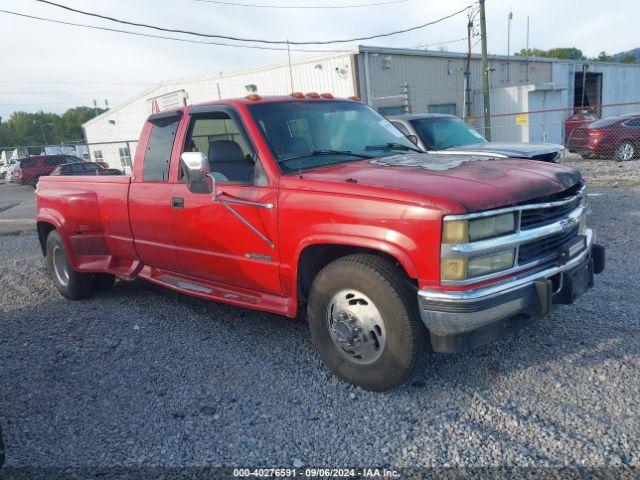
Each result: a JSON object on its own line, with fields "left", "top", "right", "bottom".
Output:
{"left": 1, "top": 160, "right": 639, "bottom": 470}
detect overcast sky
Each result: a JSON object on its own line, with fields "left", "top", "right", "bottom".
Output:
{"left": 1, "top": 0, "right": 638, "bottom": 120}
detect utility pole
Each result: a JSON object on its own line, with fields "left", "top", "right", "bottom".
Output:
{"left": 507, "top": 8, "right": 513, "bottom": 82}
{"left": 479, "top": 0, "right": 491, "bottom": 140}
{"left": 464, "top": 15, "right": 473, "bottom": 119}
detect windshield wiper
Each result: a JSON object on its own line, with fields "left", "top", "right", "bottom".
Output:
{"left": 365, "top": 142, "right": 423, "bottom": 154}
{"left": 279, "top": 149, "right": 373, "bottom": 163}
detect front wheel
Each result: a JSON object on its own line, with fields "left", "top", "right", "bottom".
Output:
{"left": 307, "top": 254, "right": 427, "bottom": 391}
{"left": 615, "top": 141, "right": 636, "bottom": 162}
{"left": 46, "top": 230, "right": 94, "bottom": 300}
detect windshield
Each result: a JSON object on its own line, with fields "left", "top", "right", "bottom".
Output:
{"left": 248, "top": 100, "right": 418, "bottom": 172}
{"left": 409, "top": 116, "right": 486, "bottom": 150}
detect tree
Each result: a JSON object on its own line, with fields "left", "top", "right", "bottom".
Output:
{"left": 620, "top": 53, "right": 638, "bottom": 64}
{"left": 515, "top": 47, "right": 585, "bottom": 60}
{"left": 595, "top": 51, "right": 613, "bottom": 62}
{"left": 0, "top": 106, "right": 105, "bottom": 147}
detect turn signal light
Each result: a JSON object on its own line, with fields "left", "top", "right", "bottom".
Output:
{"left": 245, "top": 94, "right": 261, "bottom": 101}
{"left": 291, "top": 92, "right": 305, "bottom": 99}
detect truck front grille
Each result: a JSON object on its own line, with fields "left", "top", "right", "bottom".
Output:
{"left": 520, "top": 198, "right": 581, "bottom": 230}
{"left": 518, "top": 226, "right": 580, "bottom": 265}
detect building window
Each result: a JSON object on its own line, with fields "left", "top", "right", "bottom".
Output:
{"left": 377, "top": 106, "right": 406, "bottom": 116}
{"left": 428, "top": 103, "right": 457, "bottom": 115}
{"left": 118, "top": 147, "right": 132, "bottom": 168}
{"left": 93, "top": 150, "right": 103, "bottom": 161}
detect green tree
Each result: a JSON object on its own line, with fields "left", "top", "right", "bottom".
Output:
{"left": 620, "top": 53, "right": 638, "bottom": 64}
{"left": 515, "top": 47, "right": 585, "bottom": 60}
{"left": 0, "top": 106, "right": 105, "bottom": 147}
{"left": 595, "top": 51, "right": 613, "bottom": 61}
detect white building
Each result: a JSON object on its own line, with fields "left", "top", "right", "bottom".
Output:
{"left": 83, "top": 45, "right": 640, "bottom": 171}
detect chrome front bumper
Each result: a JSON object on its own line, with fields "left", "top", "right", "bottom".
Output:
{"left": 418, "top": 229, "right": 605, "bottom": 353}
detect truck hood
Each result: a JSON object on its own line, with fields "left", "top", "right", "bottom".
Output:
{"left": 443, "top": 142, "right": 564, "bottom": 160}
{"left": 298, "top": 153, "right": 582, "bottom": 212}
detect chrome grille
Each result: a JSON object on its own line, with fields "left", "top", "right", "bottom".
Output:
{"left": 518, "top": 226, "right": 580, "bottom": 265}
{"left": 520, "top": 198, "right": 581, "bottom": 230}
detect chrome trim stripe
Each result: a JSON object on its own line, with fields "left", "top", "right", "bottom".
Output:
{"left": 443, "top": 184, "right": 585, "bottom": 221}
{"left": 421, "top": 229, "right": 593, "bottom": 303}
{"left": 442, "top": 204, "right": 585, "bottom": 257}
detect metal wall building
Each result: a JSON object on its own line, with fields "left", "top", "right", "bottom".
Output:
{"left": 84, "top": 45, "right": 640, "bottom": 170}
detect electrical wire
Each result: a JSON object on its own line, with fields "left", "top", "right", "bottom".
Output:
{"left": 415, "top": 36, "right": 469, "bottom": 49}
{"left": 34, "top": 0, "right": 473, "bottom": 45}
{"left": 0, "top": 9, "right": 350, "bottom": 53}
{"left": 193, "top": 0, "right": 410, "bottom": 8}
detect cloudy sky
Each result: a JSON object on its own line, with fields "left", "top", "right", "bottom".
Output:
{"left": 0, "top": 0, "right": 638, "bottom": 119}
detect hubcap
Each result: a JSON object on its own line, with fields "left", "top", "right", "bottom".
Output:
{"left": 52, "top": 245, "right": 70, "bottom": 287}
{"left": 617, "top": 143, "right": 634, "bottom": 161}
{"left": 325, "top": 289, "right": 386, "bottom": 364}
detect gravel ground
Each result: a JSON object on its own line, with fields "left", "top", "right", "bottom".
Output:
{"left": 0, "top": 174, "right": 639, "bottom": 470}
{"left": 565, "top": 155, "right": 640, "bottom": 187}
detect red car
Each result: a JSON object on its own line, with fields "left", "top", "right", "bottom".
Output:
{"left": 15, "top": 154, "right": 83, "bottom": 186}
{"left": 35, "top": 95, "right": 604, "bottom": 391}
{"left": 564, "top": 110, "right": 599, "bottom": 144}
{"left": 51, "top": 162, "right": 122, "bottom": 176}
{"left": 567, "top": 113, "right": 640, "bottom": 161}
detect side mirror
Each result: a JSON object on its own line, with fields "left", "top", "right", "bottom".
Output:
{"left": 406, "top": 134, "right": 419, "bottom": 146}
{"left": 180, "top": 152, "right": 214, "bottom": 195}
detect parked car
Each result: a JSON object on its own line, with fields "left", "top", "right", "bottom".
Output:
{"left": 5, "top": 162, "right": 20, "bottom": 183}
{"left": 567, "top": 113, "right": 640, "bottom": 161}
{"left": 16, "top": 155, "right": 84, "bottom": 186}
{"left": 0, "top": 159, "right": 16, "bottom": 179}
{"left": 389, "top": 114, "right": 565, "bottom": 162}
{"left": 51, "top": 162, "right": 122, "bottom": 176}
{"left": 564, "top": 110, "right": 599, "bottom": 144}
{"left": 36, "top": 95, "right": 604, "bottom": 391}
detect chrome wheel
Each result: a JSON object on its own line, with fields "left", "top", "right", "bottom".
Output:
{"left": 325, "top": 289, "right": 386, "bottom": 365}
{"left": 52, "top": 245, "right": 70, "bottom": 287}
{"left": 616, "top": 142, "right": 635, "bottom": 161}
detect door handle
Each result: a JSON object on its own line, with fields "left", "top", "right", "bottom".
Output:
{"left": 172, "top": 197, "right": 184, "bottom": 208}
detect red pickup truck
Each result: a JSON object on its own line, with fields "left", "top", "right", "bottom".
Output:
{"left": 36, "top": 94, "right": 605, "bottom": 391}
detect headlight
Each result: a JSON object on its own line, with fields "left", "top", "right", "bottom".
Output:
{"left": 467, "top": 250, "right": 515, "bottom": 277}
{"left": 442, "top": 213, "right": 516, "bottom": 244}
{"left": 441, "top": 249, "right": 515, "bottom": 281}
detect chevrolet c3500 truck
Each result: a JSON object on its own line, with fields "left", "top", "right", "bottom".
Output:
{"left": 35, "top": 94, "right": 605, "bottom": 391}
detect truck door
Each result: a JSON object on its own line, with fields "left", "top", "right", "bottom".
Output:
{"left": 129, "top": 112, "right": 183, "bottom": 271}
{"left": 170, "top": 106, "right": 281, "bottom": 295}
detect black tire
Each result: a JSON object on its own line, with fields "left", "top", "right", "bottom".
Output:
{"left": 615, "top": 141, "right": 636, "bottom": 162}
{"left": 93, "top": 273, "right": 116, "bottom": 291}
{"left": 46, "top": 230, "right": 94, "bottom": 300}
{"left": 307, "top": 254, "right": 427, "bottom": 391}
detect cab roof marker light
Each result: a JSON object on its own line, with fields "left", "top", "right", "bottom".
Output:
{"left": 348, "top": 95, "right": 361, "bottom": 101}
{"left": 320, "top": 93, "right": 334, "bottom": 99}
{"left": 244, "top": 94, "right": 261, "bottom": 101}
{"left": 291, "top": 92, "right": 305, "bottom": 99}
{"left": 306, "top": 92, "right": 320, "bottom": 98}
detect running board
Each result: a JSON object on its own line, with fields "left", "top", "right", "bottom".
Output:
{"left": 138, "top": 267, "right": 291, "bottom": 316}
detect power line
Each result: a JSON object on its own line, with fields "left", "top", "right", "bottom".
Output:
{"left": 192, "top": 0, "right": 409, "bottom": 8}
{"left": 0, "top": 9, "right": 349, "bottom": 53}
{"left": 34, "top": 0, "right": 473, "bottom": 45}
{"left": 0, "top": 81, "right": 154, "bottom": 85}
{"left": 415, "top": 36, "right": 469, "bottom": 49}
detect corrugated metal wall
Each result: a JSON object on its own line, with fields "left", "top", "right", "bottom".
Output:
{"left": 360, "top": 50, "right": 552, "bottom": 117}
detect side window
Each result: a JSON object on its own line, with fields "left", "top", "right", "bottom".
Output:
{"left": 93, "top": 150, "right": 103, "bottom": 162}
{"left": 184, "top": 112, "right": 266, "bottom": 185}
{"left": 143, "top": 120, "right": 179, "bottom": 182}
{"left": 391, "top": 121, "right": 410, "bottom": 136}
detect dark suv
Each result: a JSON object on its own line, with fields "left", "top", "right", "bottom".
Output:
{"left": 15, "top": 155, "right": 83, "bottom": 186}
